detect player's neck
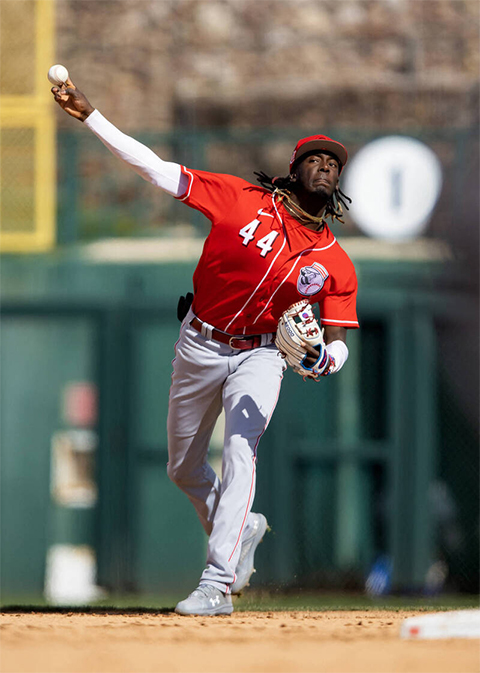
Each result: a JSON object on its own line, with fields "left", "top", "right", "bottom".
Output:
{"left": 283, "top": 190, "right": 327, "bottom": 231}
{"left": 290, "top": 189, "right": 328, "bottom": 217}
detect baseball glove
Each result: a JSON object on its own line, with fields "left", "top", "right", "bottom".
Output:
{"left": 275, "top": 300, "right": 331, "bottom": 380}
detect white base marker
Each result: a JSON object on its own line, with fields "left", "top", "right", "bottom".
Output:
{"left": 401, "top": 609, "right": 480, "bottom": 640}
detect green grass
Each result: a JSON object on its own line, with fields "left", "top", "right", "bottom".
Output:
{"left": 234, "top": 591, "right": 480, "bottom": 612}
{"left": 1, "top": 591, "right": 478, "bottom": 613}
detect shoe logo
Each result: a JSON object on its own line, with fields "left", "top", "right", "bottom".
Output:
{"left": 209, "top": 595, "right": 220, "bottom": 607}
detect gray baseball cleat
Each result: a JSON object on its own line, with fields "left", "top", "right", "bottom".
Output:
{"left": 175, "top": 584, "right": 233, "bottom": 616}
{"left": 231, "top": 513, "right": 268, "bottom": 595}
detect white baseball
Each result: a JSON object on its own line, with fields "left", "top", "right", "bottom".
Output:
{"left": 48, "top": 64, "right": 69, "bottom": 86}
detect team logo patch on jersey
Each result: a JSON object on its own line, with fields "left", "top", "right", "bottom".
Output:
{"left": 297, "top": 262, "right": 329, "bottom": 296}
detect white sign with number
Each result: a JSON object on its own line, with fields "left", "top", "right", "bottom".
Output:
{"left": 344, "top": 136, "right": 443, "bottom": 241}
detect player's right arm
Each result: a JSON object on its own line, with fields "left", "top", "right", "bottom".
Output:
{"left": 51, "top": 84, "right": 188, "bottom": 197}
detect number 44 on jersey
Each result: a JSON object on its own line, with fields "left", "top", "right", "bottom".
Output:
{"left": 239, "top": 218, "right": 279, "bottom": 257}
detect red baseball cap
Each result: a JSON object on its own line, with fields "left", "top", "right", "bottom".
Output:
{"left": 289, "top": 135, "right": 348, "bottom": 173}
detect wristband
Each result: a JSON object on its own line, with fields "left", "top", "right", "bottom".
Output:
{"left": 323, "top": 340, "right": 349, "bottom": 374}
{"left": 321, "top": 354, "right": 336, "bottom": 376}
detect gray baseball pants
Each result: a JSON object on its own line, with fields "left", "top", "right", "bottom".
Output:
{"left": 167, "top": 309, "right": 285, "bottom": 593}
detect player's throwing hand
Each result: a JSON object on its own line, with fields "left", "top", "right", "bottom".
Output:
{"left": 51, "top": 81, "right": 95, "bottom": 122}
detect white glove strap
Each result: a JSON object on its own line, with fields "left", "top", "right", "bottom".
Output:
{"left": 325, "top": 340, "right": 349, "bottom": 374}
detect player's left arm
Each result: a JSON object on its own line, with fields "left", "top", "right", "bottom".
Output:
{"left": 317, "top": 259, "right": 358, "bottom": 375}
{"left": 280, "top": 263, "right": 357, "bottom": 378}
{"left": 323, "top": 324, "right": 347, "bottom": 346}
{"left": 321, "top": 324, "right": 349, "bottom": 376}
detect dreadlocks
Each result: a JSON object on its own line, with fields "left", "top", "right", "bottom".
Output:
{"left": 254, "top": 170, "right": 352, "bottom": 224}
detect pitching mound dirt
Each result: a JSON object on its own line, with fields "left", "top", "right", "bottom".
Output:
{"left": 1, "top": 610, "right": 478, "bottom": 672}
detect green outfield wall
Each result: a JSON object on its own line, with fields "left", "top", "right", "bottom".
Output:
{"left": 1, "top": 254, "right": 478, "bottom": 600}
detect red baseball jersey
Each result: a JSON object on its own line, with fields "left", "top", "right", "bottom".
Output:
{"left": 176, "top": 168, "right": 359, "bottom": 335}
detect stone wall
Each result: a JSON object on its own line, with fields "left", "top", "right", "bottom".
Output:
{"left": 57, "top": 0, "right": 479, "bottom": 131}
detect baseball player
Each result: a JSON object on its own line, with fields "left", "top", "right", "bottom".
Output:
{"left": 52, "top": 80, "right": 359, "bottom": 616}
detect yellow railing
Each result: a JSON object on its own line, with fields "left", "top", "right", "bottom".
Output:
{"left": 0, "top": 0, "right": 56, "bottom": 252}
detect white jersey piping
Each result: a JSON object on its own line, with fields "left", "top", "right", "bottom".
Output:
{"left": 177, "top": 166, "right": 194, "bottom": 201}
{"left": 322, "top": 318, "right": 359, "bottom": 325}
